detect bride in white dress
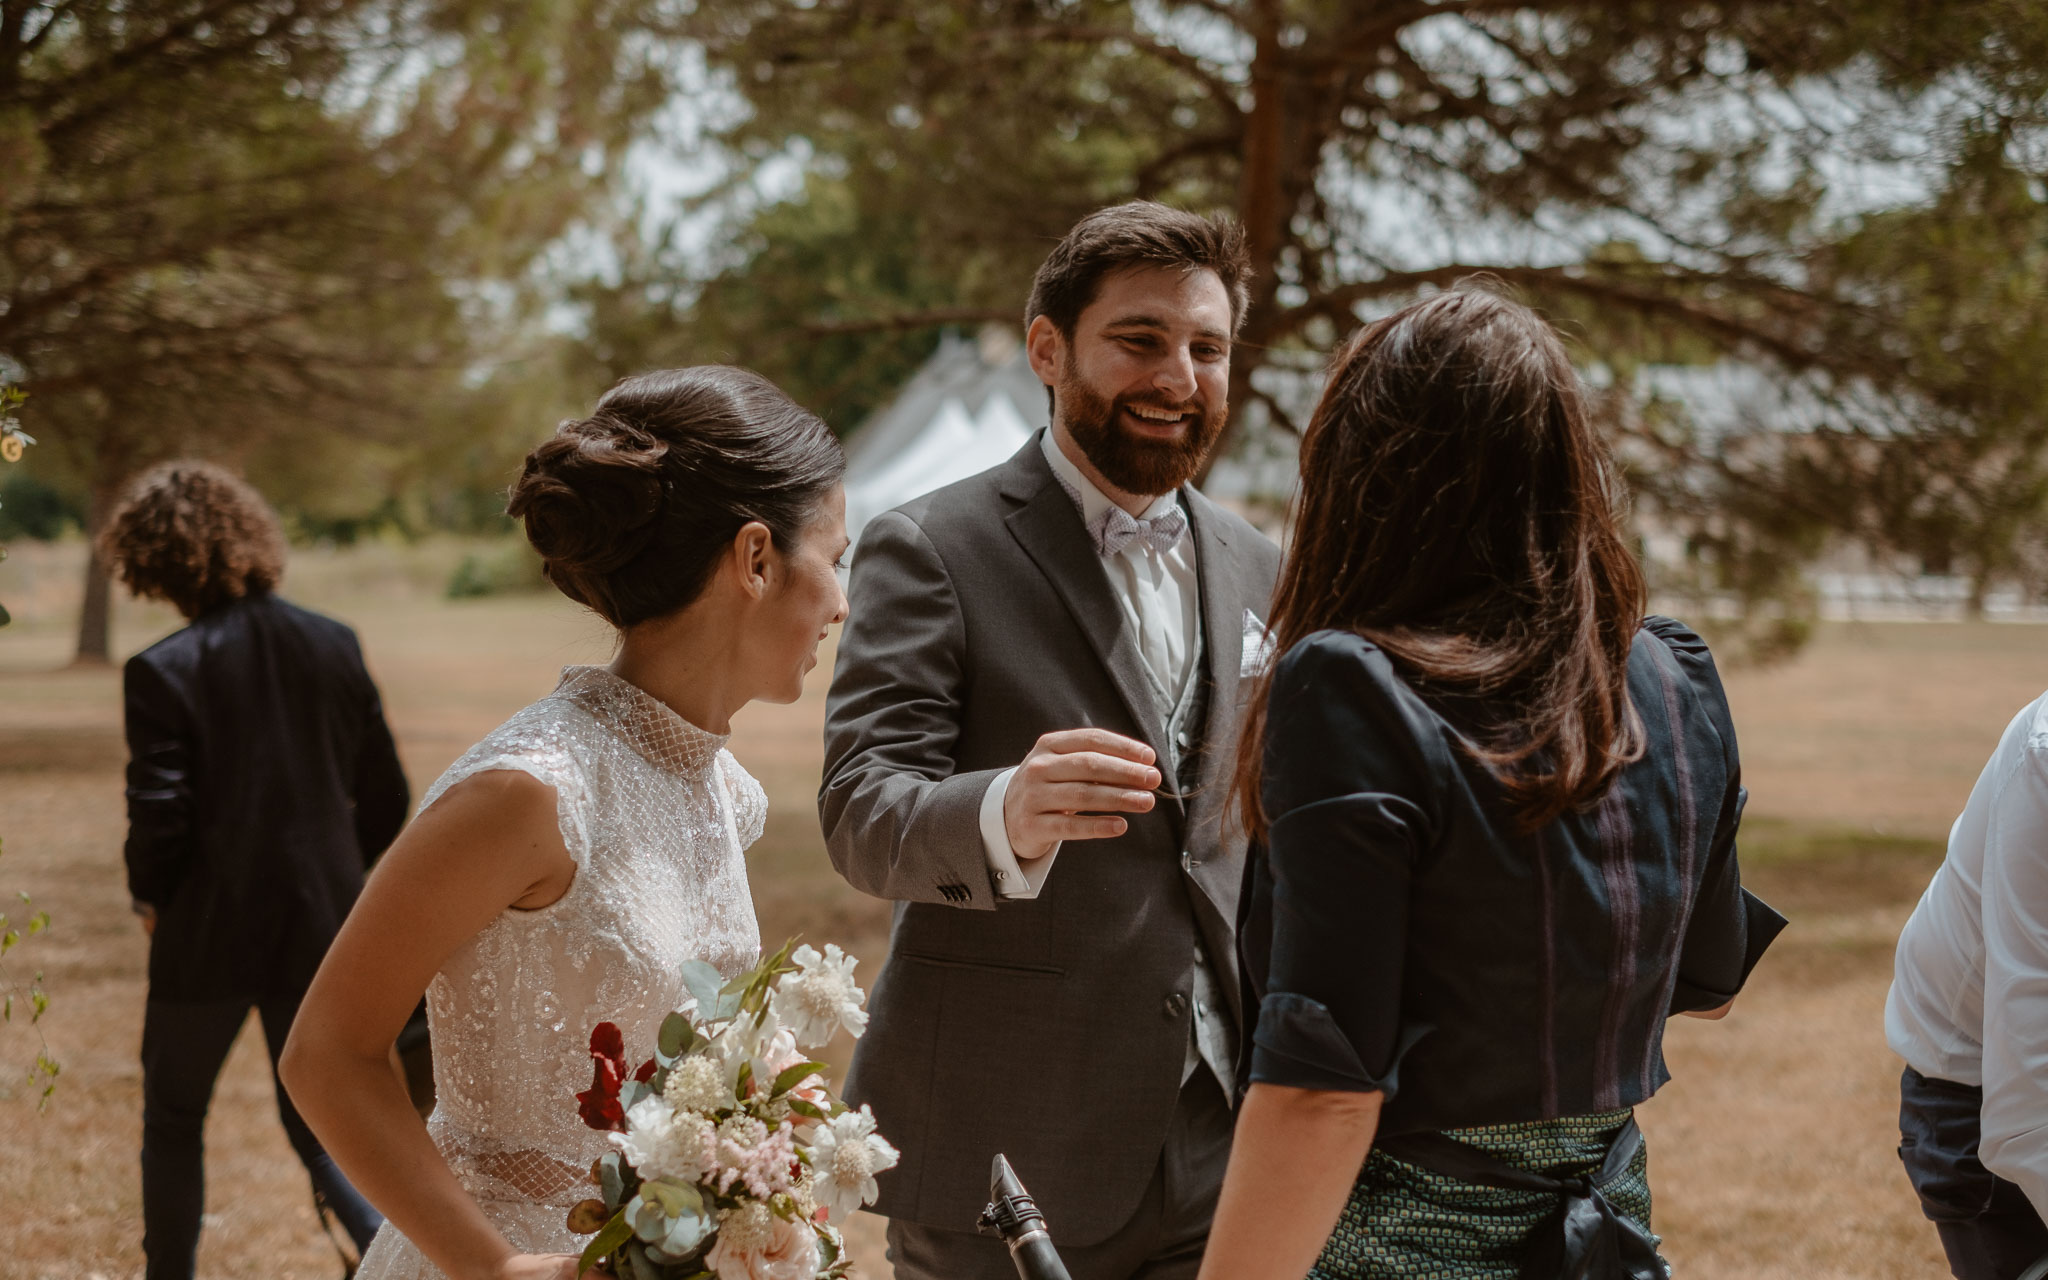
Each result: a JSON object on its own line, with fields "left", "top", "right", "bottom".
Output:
{"left": 283, "top": 367, "right": 849, "bottom": 1280}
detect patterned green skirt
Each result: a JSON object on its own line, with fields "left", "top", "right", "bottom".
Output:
{"left": 1309, "top": 1109, "right": 1663, "bottom": 1280}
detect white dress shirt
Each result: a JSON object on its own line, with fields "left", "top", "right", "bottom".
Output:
{"left": 977, "top": 429, "right": 1200, "bottom": 897}
{"left": 1887, "top": 689, "right": 2048, "bottom": 1216}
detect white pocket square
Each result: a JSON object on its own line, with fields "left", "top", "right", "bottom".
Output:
{"left": 1240, "top": 610, "right": 1276, "bottom": 679}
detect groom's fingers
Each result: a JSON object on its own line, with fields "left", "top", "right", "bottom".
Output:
{"left": 1035, "top": 727, "right": 1157, "bottom": 765}
{"left": 1044, "top": 782, "right": 1156, "bottom": 814}
{"left": 1007, "top": 727, "right": 1164, "bottom": 853}
{"left": 1037, "top": 813, "right": 1131, "bottom": 841}
{"left": 1035, "top": 750, "right": 1162, "bottom": 790}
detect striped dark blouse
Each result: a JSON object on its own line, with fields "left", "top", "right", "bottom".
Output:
{"left": 1236, "top": 617, "right": 1784, "bottom": 1136}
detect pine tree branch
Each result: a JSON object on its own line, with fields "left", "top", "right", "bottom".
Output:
{"left": 800, "top": 307, "right": 1017, "bottom": 337}
{"left": 1282, "top": 262, "right": 1836, "bottom": 370}
{"left": 970, "top": 25, "right": 1242, "bottom": 106}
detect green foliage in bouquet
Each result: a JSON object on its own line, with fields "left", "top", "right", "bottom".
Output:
{"left": 568, "top": 939, "right": 892, "bottom": 1280}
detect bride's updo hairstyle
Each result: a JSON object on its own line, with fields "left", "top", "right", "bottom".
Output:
{"left": 507, "top": 366, "right": 843, "bottom": 628}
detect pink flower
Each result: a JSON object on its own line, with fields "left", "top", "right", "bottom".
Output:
{"left": 710, "top": 1116, "right": 800, "bottom": 1199}
{"left": 704, "top": 1203, "right": 819, "bottom": 1280}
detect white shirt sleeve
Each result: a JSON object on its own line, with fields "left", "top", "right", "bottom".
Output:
{"left": 979, "top": 766, "right": 1060, "bottom": 900}
{"left": 1976, "top": 735, "right": 2048, "bottom": 1218}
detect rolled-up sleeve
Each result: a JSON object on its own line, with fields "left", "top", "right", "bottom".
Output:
{"left": 1977, "top": 736, "right": 2048, "bottom": 1218}
{"left": 1251, "top": 633, "right": 1438, "bottom": 1096}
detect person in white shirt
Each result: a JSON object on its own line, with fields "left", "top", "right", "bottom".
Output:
{"left": 1888, "top": 689, "right": 2048, "bottom": 1280}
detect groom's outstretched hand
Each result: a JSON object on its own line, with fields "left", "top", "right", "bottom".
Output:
{"left": 1004, "top": 728, "right": 1162, "bottom": 862}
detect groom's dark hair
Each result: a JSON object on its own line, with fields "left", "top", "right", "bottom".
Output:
{"left": 1025, "top": 202, "right": 1252, "bottom": 339}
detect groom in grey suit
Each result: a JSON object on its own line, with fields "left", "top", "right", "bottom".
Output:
{"left": 820, "top": 202, "right": 1281, "bottom": 1280}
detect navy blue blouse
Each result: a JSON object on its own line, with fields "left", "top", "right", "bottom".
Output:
{"left": 1236, "top": 617, "right": 1784, "bottom": 1137}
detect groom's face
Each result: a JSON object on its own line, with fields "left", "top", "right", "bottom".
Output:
{"left": 1029, "top": 265, "right": 1233, "bottom": 498}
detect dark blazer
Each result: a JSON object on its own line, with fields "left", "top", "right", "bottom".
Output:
{"left": 1237, "top": 618, "right": 1785, "bottom": 1137}
{"left": 820, "top": 435, "right": 1281, "bottom": 1244}
{"left": 123, "top": 592, "right": 408, "bottom": 1002}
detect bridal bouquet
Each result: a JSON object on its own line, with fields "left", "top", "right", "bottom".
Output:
{"left": 567, "top": 941, "right": 898, "bottom": 1280}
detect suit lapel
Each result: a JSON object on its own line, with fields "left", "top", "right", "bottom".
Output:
{"left": 999, "top": 444, "right": 1172, "bottom": 776}
{"left": 1182, "top": 489, "right": 1248, "bottom": 854}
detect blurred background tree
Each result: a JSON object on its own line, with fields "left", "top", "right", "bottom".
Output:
{"left": 0, "top": 0, "right": 687, "bottom": 662}
{"left": 4, "top": 1, "right": 2045, "bottom": 658}
{"left": 591, "top": 0, "right": 2048, "bottom": 638}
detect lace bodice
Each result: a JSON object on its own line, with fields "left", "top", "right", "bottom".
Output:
{"left": 356, "top": 666, "right": 764, "bottom": 1279}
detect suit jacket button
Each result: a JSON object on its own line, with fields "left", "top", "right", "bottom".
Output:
{"left": 1163, "top": 993, "right": 1188, "bottom": 1018}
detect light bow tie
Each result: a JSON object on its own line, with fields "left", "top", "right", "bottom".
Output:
{"left": 1089, "top": 504, "right": 1187, "bottom": 559}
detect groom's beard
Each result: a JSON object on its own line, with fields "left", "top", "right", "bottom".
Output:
{"left": 1057, "top": 365, "right": 1226, "bottom": 497}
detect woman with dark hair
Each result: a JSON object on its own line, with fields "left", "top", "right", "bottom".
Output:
{"left": 101, "top": 461, "right": 407, "bottom": 1280}
{"left": 1195, "top": 289, "right": 1783, "bottom": 1280}
{"left": 282, "top": 367, "right": 848, "bottom": 1280}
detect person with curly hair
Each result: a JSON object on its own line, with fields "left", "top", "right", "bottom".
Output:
{"left": 100, "top": 460, "right": 409, "bottom": 1280}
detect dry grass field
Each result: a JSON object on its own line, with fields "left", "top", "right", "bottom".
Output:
{"left": 3, "top": 535, "right": 2044, "bottom": 1279}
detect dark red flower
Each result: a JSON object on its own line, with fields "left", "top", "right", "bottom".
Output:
{"left": 575, "top": 1022, "right": 629, "bottom": 1132}
{"left": 634, "top": 1057, "right": 659, "bottom": 1084}
{"left": 577, "top": 1088, "right": 624, "bottom": 1131}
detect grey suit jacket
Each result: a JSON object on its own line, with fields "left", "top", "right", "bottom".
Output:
{"left": 820, "top": 434, "right": 1282, "bottom": 1244}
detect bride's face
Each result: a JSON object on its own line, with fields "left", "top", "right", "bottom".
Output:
{"left": 752, "top": 485, "right": 850, "bottom": 704}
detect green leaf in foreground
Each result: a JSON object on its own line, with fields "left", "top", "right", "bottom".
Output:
{"left": 771, "top": 1061, "right": 830, "bottom": 1097}
{"left": 579, "top": 1208, "right": 634, "bottom": 1275}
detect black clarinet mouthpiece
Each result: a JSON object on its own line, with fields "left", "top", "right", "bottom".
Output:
{"left": 976, "top": 1154, "right": 1074, "bottom": 1280}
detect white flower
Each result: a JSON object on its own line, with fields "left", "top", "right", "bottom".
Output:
{"left": 770, "top": 944, "right": 868, "bottom": 1049}
{"left": 704, "top": 1201, "right": 820, "bottom": 1280}
{"left": 707, "top": 1017, "right": 765, "bottom": 1093}
{"left": 807, "top": 1104, "right": 899, "bottom": 1223}
{"left": 664, "top": 1054, "right": 731, "bottom": 1114}
{"left": 610, "top": 1094, "right": 714, "bottom": 1184}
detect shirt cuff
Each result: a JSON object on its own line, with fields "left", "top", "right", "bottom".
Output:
{"left": 979, "top": 767, "right": 1060, "bottom": 899}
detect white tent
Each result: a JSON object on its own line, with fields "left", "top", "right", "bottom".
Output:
{"left": 842, "top": 328, "right": 1050, "bottom": 546}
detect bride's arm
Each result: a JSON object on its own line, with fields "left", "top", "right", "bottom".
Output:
{"left": 281, "top": 770, "right": 585, "bottom": 1280}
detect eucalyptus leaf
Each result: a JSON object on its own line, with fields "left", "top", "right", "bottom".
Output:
{"left": 601, "top": 1153, "right": 624, "bottom": 1208}
{"left": 678, "top": 960, "right": 725, "bottom": 1014}
{"left": 577, "top": 1209, "right": 632, "bottom": 1276}
{"left": 658, "top": 1010, "right": 696, "bottom": 1058}
{"left": 771, "top": 1060, "right": 829, "bottom": 1097}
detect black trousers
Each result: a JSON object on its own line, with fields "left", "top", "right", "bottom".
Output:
{"left": 141, "top": 996, "right": 382, "bottom": 1280}
{"left": 887, "top": 1063, "right": 1235, "bottom": 1280}
{"left": 1899, "top": 1066, "right": 2048, "bottom": 1280}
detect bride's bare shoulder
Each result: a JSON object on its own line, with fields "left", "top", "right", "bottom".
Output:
{"left": 393, "top": 767, "right": 575, "bottom": 889}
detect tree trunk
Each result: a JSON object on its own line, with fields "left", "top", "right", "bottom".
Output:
{"left": 1965, "top": 572, "right": 1990, "bottom": 621}
{"left": 1205, "top": 18, "right": 1288, "bottom": 484}
{"left": 72, "top": 483, "right": 116, "bottom": 665}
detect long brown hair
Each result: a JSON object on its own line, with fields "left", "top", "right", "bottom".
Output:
{"left": 1235, "top": 286, "right": 1647, "bottom": 836}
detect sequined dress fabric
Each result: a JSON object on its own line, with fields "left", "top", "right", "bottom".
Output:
{"left": 355, "top": 666, "right": 765, "bottom": 1279}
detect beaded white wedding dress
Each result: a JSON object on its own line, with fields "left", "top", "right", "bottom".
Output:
{"left": 354, "top": 666, "right": 766, "bottom": 1279}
